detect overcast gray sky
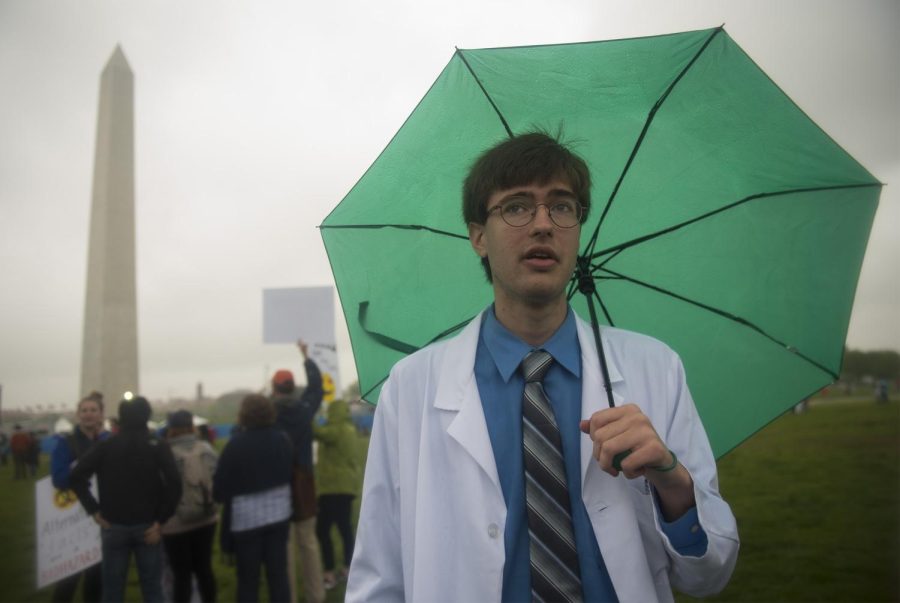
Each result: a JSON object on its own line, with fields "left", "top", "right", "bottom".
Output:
{"left": 1, "top": 0, "right": 897, "bottom": 411}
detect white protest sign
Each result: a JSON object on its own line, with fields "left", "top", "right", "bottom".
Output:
{"left": 35, "top": 476, "right": 101, "bottom": 588}
{"left": 263, "top": 286, "right": 340, "bottom": 393}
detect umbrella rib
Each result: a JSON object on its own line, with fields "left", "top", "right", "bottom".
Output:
{"left": 599, "top": 267, "right": 839, "bottom": 380}
{"left": 319, "top": 223, "right": 469, "bottom": 240}
{"left": 362, "top": 376, "right": 389, "bottom": 403}
{"left": 587, "top": 182, "right": 881, "bottom": 262}
{"left": 455, "top": 48, "right": 514, "bottom": 138}
{"left": 358, "top": 301, "right": 476, "bottom": 400}
{"left": 584, "top": 26, "right": 725, "bottom": 259}
{"left": 359, "top": 301, "right": 419, "bottom": 354}
{"left": 565, "top": 276, "right": 617, "bottom": 326}
{"left": 359, "top": 303, "right": 473, "bottom": 353}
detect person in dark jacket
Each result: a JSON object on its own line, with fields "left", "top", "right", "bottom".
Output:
{"left": 70, "top": 396, "right": 182, "bottom": 603}
{"left": 272, "top": 339, "right": 325, "bottom": 603}
{"left": 49, "top": 393, "right": 109, "bottom": 603}
{"left": 214, "top": 394, "right": 294, "bottom": 603}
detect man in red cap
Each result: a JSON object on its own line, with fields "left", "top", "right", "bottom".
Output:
{"left": 271, "top": 340, "right": 325, "bottom": 603}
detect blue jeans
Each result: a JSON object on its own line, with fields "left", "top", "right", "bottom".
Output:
{"left": 100, "top": 523, "right": 163, "bottom": 603}
{"left": 233, "top": 520, "right": 291, "bottom": 603}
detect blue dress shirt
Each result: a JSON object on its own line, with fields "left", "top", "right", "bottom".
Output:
{"left": 475, "top": 306, "right": 707, "bottom": 602}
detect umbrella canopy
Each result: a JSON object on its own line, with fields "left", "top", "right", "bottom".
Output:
{"left": 320, "top": 27, "right": 881, "bottom": 457}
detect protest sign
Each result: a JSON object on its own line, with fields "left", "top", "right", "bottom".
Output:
{"left": 263, "top": 286, "right": 340, "bottom": 392}
{"left": 35, "top": 476, "right": 101, "bottom": 588}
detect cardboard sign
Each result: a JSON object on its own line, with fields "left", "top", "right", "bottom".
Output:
{"left": 263, "top": 286, "right": 341, "bottom": 391}
{"left": 35, "top": 476, "right": 101, "bottom": 588}
{"left": 262, "top": 286, "right": 334, "bottom": 345}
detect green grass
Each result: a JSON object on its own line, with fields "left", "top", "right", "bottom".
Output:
{"left": 2, "top": 400, "right": 897, "bottom": 602}
{"left": 677, "top": 399, "right": 899, "bottom": 602}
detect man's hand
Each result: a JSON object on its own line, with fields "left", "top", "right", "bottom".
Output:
{"left": 144, "top": 522, "right": 161, "bottom": 545}
{"left": 297, "top": 339, "right": 308, "bottom": 359}
{"left": 580, "top": 403, "right": 695, "bottom": 520}
{"left": 92, "top": 512, "right": 111, "bottom": 529}
{"left": 579, "top": 404, "right": 674, "bottom": 478}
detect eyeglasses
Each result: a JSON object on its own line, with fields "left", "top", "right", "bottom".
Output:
{"left": 487, "top": 196, "right": 584, "bottom": 228}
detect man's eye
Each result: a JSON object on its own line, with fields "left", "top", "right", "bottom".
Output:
{"left": 503, "top": 201, "right": 531, "bottom": 215}
{"left": 553, "top": 201, "right": 577, "bottom": 214}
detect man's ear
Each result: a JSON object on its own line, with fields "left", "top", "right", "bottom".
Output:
{"left": 468, "top": 222, "right": 488, "bottom": 258}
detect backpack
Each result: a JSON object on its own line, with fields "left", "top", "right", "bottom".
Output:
{"left": 174, "top": 441, "right": 216, "bottom": 523}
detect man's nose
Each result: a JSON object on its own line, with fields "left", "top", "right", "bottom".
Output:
{"left": 530, "top": 204, "right": 555, "bottom": 230}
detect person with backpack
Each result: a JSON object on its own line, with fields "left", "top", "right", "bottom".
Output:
{"left": 70, "top": 396, "right": 182, "bottom": 603}
{"left": 49, "top": 393, "right": 109, "bottom": 602}
{"left": 161, "top": 410, "right": 219, "bottom": 603}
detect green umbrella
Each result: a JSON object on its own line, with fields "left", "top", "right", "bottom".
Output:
{"left": 320, "top": 27, "right": 881, "bottom": 458}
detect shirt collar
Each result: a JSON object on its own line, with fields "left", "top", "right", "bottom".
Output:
{"left": 482, "top": 305, "right": 581, "bottom": 382}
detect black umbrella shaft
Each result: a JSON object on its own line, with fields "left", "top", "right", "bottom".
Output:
{"left": 577, "top": 257, "right": 615, "bottom": 409}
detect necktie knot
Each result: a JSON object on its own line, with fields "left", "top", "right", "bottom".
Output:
{"left": 522, "top": 349, "right": 553, "bottom": 384}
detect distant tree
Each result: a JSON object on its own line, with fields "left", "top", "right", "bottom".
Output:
{"left": 868, "top": 351, "right": 900, "bottom": 380}
{"left": 841, "top": 348, "right": 900, "bottom": 382}
{"left": 343, "top": 380, "right": 360, "bottom": 400}
{"left": 209, "top": 389, "right": 254, "bottom": 424}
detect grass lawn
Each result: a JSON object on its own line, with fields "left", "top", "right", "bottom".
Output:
{"left": 677, "top": 398, "right": 899, "bottom": 602}
{"left": 1, "top": 398, "right": 897, "bottom": 601}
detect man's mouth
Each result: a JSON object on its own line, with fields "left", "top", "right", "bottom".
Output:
{"left": 523, "top": 247, "right": 558, "bottom": 266}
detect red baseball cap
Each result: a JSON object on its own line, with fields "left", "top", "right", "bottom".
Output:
{"left": 272, "top": 369, "right": 294, "bottom": 387}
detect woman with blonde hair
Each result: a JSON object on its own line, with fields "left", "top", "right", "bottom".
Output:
{"left": 49, "top": 393, "right": 109, "bottom": 602}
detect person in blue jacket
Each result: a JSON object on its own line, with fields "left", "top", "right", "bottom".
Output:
{"left": 49, "top": 392, "right": 108, "bottom": 602}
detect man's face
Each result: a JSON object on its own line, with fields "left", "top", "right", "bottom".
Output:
{"left": 468, "top": 180, "right": 581, "bottom": 311}
{"left": 77, "top": 400, "right": 103, "bottom": 432}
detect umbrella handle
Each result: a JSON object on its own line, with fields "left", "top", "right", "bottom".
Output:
{"left": 612, "top": 450, "right": 632, "bottom": 472}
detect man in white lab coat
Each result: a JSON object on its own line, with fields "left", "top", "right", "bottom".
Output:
{"left": 346, "top": 132, "right": 739, "bottom": 602}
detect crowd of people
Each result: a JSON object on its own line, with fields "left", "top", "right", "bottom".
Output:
{"left": 27, "top": 339, "right": 359, "bottom": 603}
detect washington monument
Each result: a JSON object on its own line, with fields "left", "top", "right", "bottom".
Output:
{"left": 80, "top": 46, "right": 138, "bottom": 402}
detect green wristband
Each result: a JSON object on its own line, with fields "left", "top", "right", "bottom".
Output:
{"left": 652, "top": 449, "right": 678, "bottom": 472}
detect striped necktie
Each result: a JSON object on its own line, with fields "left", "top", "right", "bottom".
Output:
{"left": 521, "top": 349, "right": 583, "bottom": 602}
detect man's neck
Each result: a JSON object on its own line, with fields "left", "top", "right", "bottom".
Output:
{"left": 493, "top": 298, "right": 568, "bottom": 347}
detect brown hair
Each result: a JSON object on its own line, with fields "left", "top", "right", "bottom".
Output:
{"left": 462, "top": 131, "right": 592, "bottom": 281}
{"left": 239, "top": 394, "right": 276, "bottom": 429}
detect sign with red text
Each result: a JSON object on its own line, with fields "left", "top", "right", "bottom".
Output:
{"left": 35, "top": 476, "right": 101, "bottom": 588}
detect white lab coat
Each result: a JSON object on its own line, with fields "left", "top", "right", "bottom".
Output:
{"left": 346, "top": 312, "right": 739, "bottom": 603}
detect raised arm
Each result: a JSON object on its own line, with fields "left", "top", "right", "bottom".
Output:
{"left": 298, "top": 339, "right": 324, "bottom": 414}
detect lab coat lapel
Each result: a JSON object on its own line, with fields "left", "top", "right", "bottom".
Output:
{"left": 434, "top": 313, "right": 501, "bottom": 491}
{"left": 576, "top": 318, "right": 659, "bottom": 602}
